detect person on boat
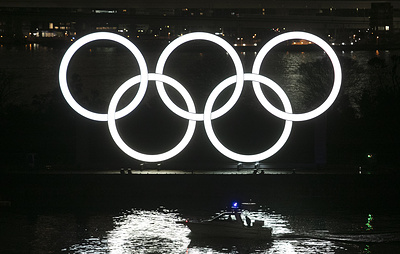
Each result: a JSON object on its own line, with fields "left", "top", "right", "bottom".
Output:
{"left": 246, "top": 216, "right": 251, "bottom": 227}
{"left": 234, "top": 211, "right": 244, "bottom": 225}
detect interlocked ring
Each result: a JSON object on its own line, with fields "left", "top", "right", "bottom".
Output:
{"left": 204, "top": 73, "right": 293, "bottom": 162}
{"left": 155, "top": 32, "right": 244, "bottom": 121}
{"left": 59, "top": 31, "right": 342, "bottom": 163}
{"left": 108, "top": 74, "right": 196, "bottom": 162}
{"left": 252, "top": 31, "right": 342, "bottom": 121}
{"left": 59, "top": 32, "right": 148, "bottom": 121}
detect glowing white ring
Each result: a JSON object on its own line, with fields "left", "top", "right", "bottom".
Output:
{"left": 252, "top": 31, "right": 342, "bottom": 121}
{"left": 107, "top": 73, "right": 196, "bottom": 162}
{"left": 59, "top": 32, "right": 148, "bottom": 121}
{"left": 59, "top": 31, "right": 342, "bottom": 163}
{"left": 204, "top": 73, "right": 293, "bottom": 162}
{"left": 155, "top": 32, "right": 244, "bottom": 121}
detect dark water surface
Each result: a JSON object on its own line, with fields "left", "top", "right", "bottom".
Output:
{"left": 1, "top": 172, "right": 400, "bottom": 253}
{"left": 1, "top": 202, "right": 400, "bottom": 253}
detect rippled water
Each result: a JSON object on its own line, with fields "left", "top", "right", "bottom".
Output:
{"left": 66, "top": 207, "right": 400, "bottom": 253}
{"left": 2, "top": 205, "right": 399, "bottom": 253}
{"left": 66, "top": 209, "right": 190, "bottom": 253}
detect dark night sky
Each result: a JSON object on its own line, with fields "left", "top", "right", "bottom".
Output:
{"left": 1, "top": 1, "right": 399, "bottom": 9}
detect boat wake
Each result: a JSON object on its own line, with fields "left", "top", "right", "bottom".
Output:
{"left": 276, "top": 231, "right": 400, "bottom": 244}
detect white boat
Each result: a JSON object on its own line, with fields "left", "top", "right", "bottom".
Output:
{"left": 178, "top": 209, "right": 272, "bottom": 240}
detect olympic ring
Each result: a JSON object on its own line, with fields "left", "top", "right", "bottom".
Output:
{"left": 252, "top": 31, "right": 342, "bottom": 121}
{"left": 107, "top": 74, "right": 196, "bottom": 162}
{"left": 59, "top": 32, "right": 148, "bottom": 121}
{"left": 155, "top": 32, "right": 244, "bottom": 121}
{"left": 204, "top": 73, "right": 293, "bottom": 163}
{"left": 59, "top": 31, "right": 342, "bottom": 163}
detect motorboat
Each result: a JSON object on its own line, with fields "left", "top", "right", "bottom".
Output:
{"left": 177, "top": 205, "right": 272, "bottom": 240}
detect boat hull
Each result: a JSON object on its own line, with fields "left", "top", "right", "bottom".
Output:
{"left": 185, "top": 221, "right": 272, "bottom": 240}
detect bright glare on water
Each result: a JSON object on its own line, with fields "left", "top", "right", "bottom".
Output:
{"left": 52, "top": 207, "right": 400, "bottom": 253}
{"left": 67, "top": 209, "right": 191, "bottom": 253}
{"left": 108, "top": 210, "right": 191, "bottom": 253}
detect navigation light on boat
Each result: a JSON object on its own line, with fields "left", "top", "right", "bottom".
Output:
{"left": 232, "top": 202, "right": 239, "bottom": 209}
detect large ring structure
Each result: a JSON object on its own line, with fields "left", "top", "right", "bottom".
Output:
{"left": 155, "top": 32, "right": 244, "bottom": 121}
{"left": 59, "top": 32, "right": 148, "bottom": 121}
{"left": 204, "top": 73, "right": 293, "bottom": 162}
{"left": 107, "top": 74, "right": 196, "bottom": 162}
{"left": 252, "top": 31, "right": 342, "bottom": 121}
{"left": 59, "top": 31, "right": 342, "bottom": 162}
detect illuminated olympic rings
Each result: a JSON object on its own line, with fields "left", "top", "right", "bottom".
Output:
{"left": 59, "top": 31, "right": 342, "bottom": 163}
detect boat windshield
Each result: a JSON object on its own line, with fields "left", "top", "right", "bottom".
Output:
{"left": 211, "top": 212, "right": 243, "bottom": 224}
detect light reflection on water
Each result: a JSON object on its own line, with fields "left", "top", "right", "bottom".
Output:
{"left": 107, "top": 209, "right": 190, "bottom": 253}
{"left": 62, "top": 208, "right": 373, "bottom": 254}
{"left": 1, "top": 205, "right": 399, "bottom": 253}
{"left": 67, "top": 209, "right": 190, "bottom": 253}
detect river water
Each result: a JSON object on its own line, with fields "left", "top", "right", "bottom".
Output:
{"left": 1, "top": 204, "right": 400, "bottom": 253}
